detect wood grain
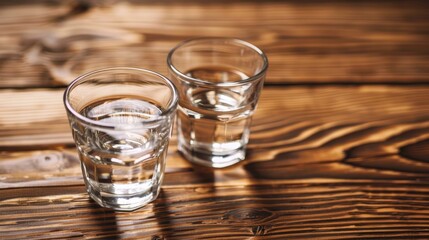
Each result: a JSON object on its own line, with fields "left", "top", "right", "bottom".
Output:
{"left": 1, "top": 0, "right": 429, "bottom": 87}
{"left": 3, "top": 181, "right": 429, "bottom": 239}
{"left": 1, "top": 86, "right": 429, "bottom": 239}
{"left": 2, "top": 0, "right": 429, "bottom": 239}
{"left": 1, "top": 86, "right": 429, "bottom": 182}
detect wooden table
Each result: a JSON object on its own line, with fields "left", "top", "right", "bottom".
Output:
{"left": 1, "top": 0, "right": 429, "bottom": 239}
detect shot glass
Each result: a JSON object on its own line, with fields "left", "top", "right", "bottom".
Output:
{"left": 167, "top": 38, "right": 268, "bottom": 168}
{"left": 64, "top": 67, "right": 178, "bottom": 211}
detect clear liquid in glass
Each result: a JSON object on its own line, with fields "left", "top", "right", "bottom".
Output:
{"left": 76, "top": 97, "right": 169, "bottom": 211}
{"left": 178, "top": 66, "right": 254, "bottom": 168}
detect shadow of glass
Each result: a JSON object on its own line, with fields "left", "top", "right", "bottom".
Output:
{"left": 85, "top": 198, "right": 121, "bottom": 239}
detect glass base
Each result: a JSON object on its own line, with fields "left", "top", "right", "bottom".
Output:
{"left": 82, "top": 164, "right": 160, "bottom": 211}
{"left": 178, "top": 143, "right": 246, "bottom": 168}
{"left": 87, "top": 188, "right": 156, "bottom": 211}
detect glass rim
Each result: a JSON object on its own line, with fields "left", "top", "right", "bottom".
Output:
{"left": 166, "top": 37, "right": 269, "bottom": 87}
{"left": 64, "top": 67, "right": 179, "bottom": 130}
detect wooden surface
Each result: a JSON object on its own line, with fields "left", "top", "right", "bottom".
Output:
{"left": 1, "top": 0, "right": 429, "bottom": 87}
{"left": 1, "top": 0, "right": 429, "bottom": 239}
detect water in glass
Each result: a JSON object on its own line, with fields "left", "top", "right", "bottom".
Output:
{"left": 177, "top": 66, "right": 254, "bottom": 168}
{"left": 74, "top": 97, "right": 169, "bottom": 210}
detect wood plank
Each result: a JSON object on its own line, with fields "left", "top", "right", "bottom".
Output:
{"left": 2, "top": 86, "right": 429, "bottom": 148}
{"left": 2, "top": 182, "right": 429, "bottom": 239}
{"left": 1, "top": 0, "right": 429, "bottom": 87}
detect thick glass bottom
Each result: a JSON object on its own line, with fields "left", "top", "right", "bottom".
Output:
{"left": 82, "top": 163, "right": 160, "bottom": 211}
{"left": 178, "top": 141, "right": 246, "bottom": 168}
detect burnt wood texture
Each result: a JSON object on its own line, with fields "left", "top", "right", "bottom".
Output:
{"left": 1, "top": 0, "right": 429, "bottom": 239}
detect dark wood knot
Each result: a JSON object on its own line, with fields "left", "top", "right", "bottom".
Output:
{"left": 222, "top": 208, "right": 274, "bottom": 224}
{"left": 151, "top": 236, "right": 165, "bottom": 240}
{"left": 222, "top": 208, "right": 275, "bottom": 236}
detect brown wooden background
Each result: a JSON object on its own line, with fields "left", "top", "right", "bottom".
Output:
{"left": 1, "top": 0, "right": 429, "bottom": 239}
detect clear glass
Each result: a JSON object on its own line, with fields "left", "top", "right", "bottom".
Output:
{"left": 64, "top": 67, "right": 178, "bottom": 211}
{"left": 167, "top": 38, "right": 268, "bottom": 168}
